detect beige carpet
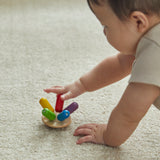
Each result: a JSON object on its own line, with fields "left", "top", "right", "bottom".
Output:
{"left": 0, "top": 0, "right": 160, "bottom": 159}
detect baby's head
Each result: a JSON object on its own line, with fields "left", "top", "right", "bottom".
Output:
{"left": 88, "top": 0, "right": 160, "bottom": 20}
{"left": 87, "top": 0, "right": 160, "bottom": 55}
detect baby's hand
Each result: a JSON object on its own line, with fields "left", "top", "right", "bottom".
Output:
{"left": 44, "top": 79, "right": 86, "bottom": 101}
{"left": 74, "top": 123, "right": 107, "bottom": 145}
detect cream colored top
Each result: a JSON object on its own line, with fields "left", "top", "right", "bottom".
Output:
{"left": 129, "top": 23, "right": 160, "bottom": 110}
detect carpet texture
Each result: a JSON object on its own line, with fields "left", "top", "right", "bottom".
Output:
{"left": 0, "top": 0, "right": 160, "bottom": 160}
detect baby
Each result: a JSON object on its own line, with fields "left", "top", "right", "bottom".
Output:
{"left": 44, "top": 0, "right": 160, "bottom": 147}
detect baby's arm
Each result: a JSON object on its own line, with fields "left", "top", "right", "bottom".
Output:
{"left": 80, "top": 53, "right": 135, "bottom": 91}
{"left": 103, "top": 83, "right": 160, "bottom": 146}
{"left": 44, "top": 53, "right": 135, "bottom": 100}
{"left": 74, "top": 83, "right": 160, "bottom": 146}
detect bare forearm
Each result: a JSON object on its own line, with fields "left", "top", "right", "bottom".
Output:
{"left": 103, "top": 107, "right": 139, "bottom": 147}
{"left": 80, "top": 53, "right": 134, "bottom": 92}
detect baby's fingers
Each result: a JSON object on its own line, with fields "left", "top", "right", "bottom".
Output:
{"left": 44, "top": 86, "right": 65, "bottom": 94}
{"left": 76, "top": 135, "right": 93, "bottom": 144}
{"left": 74, "top": 128, "right": 92, "bottom": 136}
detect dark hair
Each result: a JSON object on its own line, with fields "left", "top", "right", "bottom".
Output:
{"left": 87, "top": 0, "right": 160, "bottom": 20}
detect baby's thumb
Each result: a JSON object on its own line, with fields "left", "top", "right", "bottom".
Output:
{"left": 61, "top": 91, "right": 73, "bottom": 101}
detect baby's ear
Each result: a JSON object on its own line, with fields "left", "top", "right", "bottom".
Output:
{"left": 130, "top": 11, "right": 149, "bottom": 33}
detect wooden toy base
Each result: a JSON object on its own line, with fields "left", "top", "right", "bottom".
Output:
{"left": 42, "top": 116, "right": 71, "bottom": 128}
